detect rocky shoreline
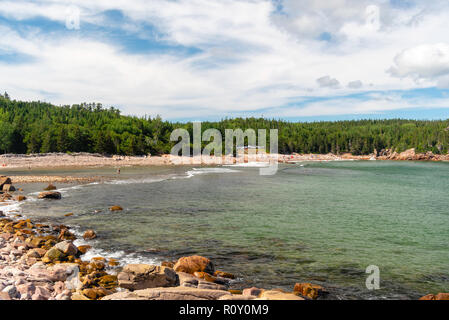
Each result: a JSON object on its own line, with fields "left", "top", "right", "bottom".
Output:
{"left": 1, "top": 175, "right": 448, "bottom": 301}
{"left": 0, "top": 149, "right": 448, "bottom": 171}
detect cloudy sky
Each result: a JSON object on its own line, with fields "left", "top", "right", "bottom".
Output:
{"left": 1, "top": 0, "right": 449, "bottom": 121}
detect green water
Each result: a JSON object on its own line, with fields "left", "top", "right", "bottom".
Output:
{"left": 6, "top": 161, "right": 449, "bottom": 299}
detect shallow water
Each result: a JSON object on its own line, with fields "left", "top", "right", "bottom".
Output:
{"left": 3, "top": 161, "right": 449, "bottom": 299}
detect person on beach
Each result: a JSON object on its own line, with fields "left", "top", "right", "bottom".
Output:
{"left": 117, "top": 168, "right": 120, "bottom": 174}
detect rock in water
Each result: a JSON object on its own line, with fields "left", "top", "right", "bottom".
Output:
{"left": 15, "top": 195, "right": 27, "bottom": 201}
{"left": 83, "top": 230, "right": 97, "bottom": 240}
{"left": 0, "top": 176, "right": 12, "bottom": 189}
{"left": 117, "top": 264, "right": 178, "bottom": 290}
{"left": 2, "top": 184, "right": 16, "bottom": 192}
{"left": 38, "top": 191, "right": 61, "bottom": 199}
{"left": 109, "top": 205, "right": 123, "bottom": 211}
{"left": 293, "top": 283, "right": 327, "bottom": 299}
{"left": 44, "top": 184, "right": 57, "bottom": 190}
{"left": 173, "top": 256, "right": 215, "bottom": 275}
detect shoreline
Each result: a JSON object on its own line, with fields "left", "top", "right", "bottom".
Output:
{"left": 0, "top": 149, "right": 447, "bottom": 171}
{"left": 0, "top": 177, "right": 316, "bottom": 301}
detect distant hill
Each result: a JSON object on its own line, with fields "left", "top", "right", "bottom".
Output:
{"left": 1, "top": 92, "right": 449, "bottom": 155}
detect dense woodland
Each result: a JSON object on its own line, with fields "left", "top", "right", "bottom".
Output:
{"left": 1, "top": 92, "right": 449, "bottom": 156}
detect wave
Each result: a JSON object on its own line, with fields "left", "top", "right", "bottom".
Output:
{"left": 185, "top": 167, "right": 241, "bottom": 177}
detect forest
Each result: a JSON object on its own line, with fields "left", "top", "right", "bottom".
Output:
{"left": 1, "top": 92, "right": 449, "bottom": 156}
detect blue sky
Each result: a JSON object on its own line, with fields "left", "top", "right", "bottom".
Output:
{"left": 1, "top": 0, "right": 449, "bottom": 121}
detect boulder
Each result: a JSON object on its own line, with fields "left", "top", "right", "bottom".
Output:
{"left": 293, "top": 283, "right": 327, "bottom": 299}
{"left": 38, "top": 191, "right": 61, "bottom": 200}
{"left": 54, "top": 241, "right": 78, "bottom": 256}
{"left": 77, "top": 245, "right": 92, "bottom": 254}
{"left": 2, "top": 184, "right": 15, "bottom": 192}
{"left": 117, "top": 264, "right": 178, "bottom": 290}
{"left": 83, "top": 229, "right": 97, "bottom": 240}
{"left": 109, "top": 205, "right": 123, "bottom": 211}
{"left": 44, "top": 184, "right": 57, "bottom": 191}
{"left": 173, "top": 255, "right": 215, "bottom": 275}
{"left": 0, "top": 176, "right": 12, "bottom": 189}
{"left": 257, "top": 290, "right": 305, "bottom": 300}
{"left": 102, "top": 286, "right": 231, "bottom": 300}
{"left": 42, "top": 247, "right": 65, "bottom": 263}
{"left": 15, "top": 195, "right": 27, "bottom": 202}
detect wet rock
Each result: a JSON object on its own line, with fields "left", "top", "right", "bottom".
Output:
{"left": 38, "top": 191, "right": 61, "bottom": 200}
{"left": 214, "top": 270, "right": 235, "bottom": 279}
{"left": 117, "top": 264, "right": 178, "bottom": 290}
{"left": 83, "top": 229, "right": 97, "bottom": 240}
{"left": 103, "top": 286, "right": 231, "bottom": 300}
{"left": 435, "top": 293, "right": 449, "bottom": 300}
{"left": 64, "top": 213, "right": 73, "bottom": 217}
{"left": 77, "top": 245, "right": 92, "bottom": 254}
{"left": 161, "top": 261, "right": 175, "bottom": 268}
{"left": 173, "top": 255, "right": 215, "bottom": 275}
{"left": 293, "top": 283, "right": 327, "bottom": 299}
{"left": 54, "top": 241, "right": 78, "bottom": 256}
{"left": 0, "top": 176, "right": 12, "bottom": 190}
{"left": 15, "top": 195, "right": 26, "bottom": 202}
{"left": 2, "top": 184, "right": 15, "bottom": 192}
{"left": 42, "top": 247, "right": 65, "bottom": 263}
{"left": 44, "top": 184, "right": 57, "bottom": 191}
{"left": 194, "top": 271, "right": 217, "bottom": 283}
{"left": 109, "top": 205, "right": 123, "bottom": 211}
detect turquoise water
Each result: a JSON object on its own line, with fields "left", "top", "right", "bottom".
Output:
{"left": 4, "top": 161, "right": 449, "bottom": 299}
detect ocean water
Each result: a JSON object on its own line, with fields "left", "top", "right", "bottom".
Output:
{"left": 2, "top": 161, "right": 449, "bottom": 299}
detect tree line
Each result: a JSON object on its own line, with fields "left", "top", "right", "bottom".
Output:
{"left": 1, "top": 92, "right": 449, "bottom": 156}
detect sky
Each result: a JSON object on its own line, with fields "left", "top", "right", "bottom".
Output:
{"left": 1, "top": 0, "right": 449, "bottom": 121}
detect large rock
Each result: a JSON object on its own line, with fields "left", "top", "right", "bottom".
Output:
{"left": 38, "top": 191, "right": 61, "bottom": 199}
{"left": 293, "top": 283, "right": 327, "bottom": 299}
{"left": 102, "top": 286, "right": 231, "bottom": 300}
{"left": 83, "top": 229, "right": 97, "bottom": 240}
{"left": 2, "top": 184, "right": 15, "bottom": 192}
{"left": 173, "top": 255, "right": 215, "bottom": 275}
{"left": 54, "top": 241, "right": 78, "bottom": 256}
{"left": 118, "top": 264, "right": 178, "bottom": 290}
{"left": 44, "top": 184, "right": 57, "bottom": 191}
{"left": 0, "top": 176, "right": 11, "bottom": 190}
{"left": 42, "top": 247, "right": 65, "bottom": 263}
{"left": 420, "top": 293, "right": 449, "bottom": 300}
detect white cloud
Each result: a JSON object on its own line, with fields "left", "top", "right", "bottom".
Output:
{"left": 389, "top": 43, "right": 449, "bottom": 80}
{"left": 0, "top": 0, "right": 449, "bottom": 119}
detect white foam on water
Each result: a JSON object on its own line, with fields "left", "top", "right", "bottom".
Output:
{"left": 105, "top": 177, "right": 169, "bottom": 185}
{"left": 71, "top": 229, "right": 159, "bottom": 267}
{"left": 185, "top": 167, "right": 241, "bottom": 177}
